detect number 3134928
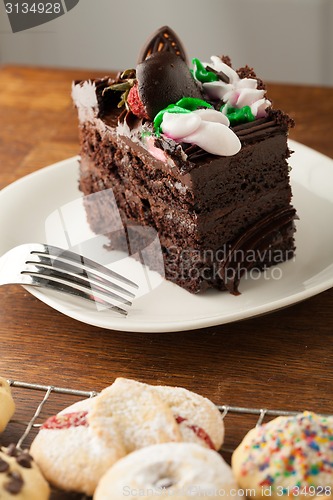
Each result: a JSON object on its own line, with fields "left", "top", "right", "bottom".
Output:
{"left": 5, "top": 3, "right": 62, "bottom": 14}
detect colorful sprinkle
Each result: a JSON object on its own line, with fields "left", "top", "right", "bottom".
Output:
{"left": 240, "top": 412, "right": 333, "bottom": 491}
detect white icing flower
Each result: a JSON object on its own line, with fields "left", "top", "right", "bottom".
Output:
{"left": 161, "top": 108, "right": 241, "bottom": 157}
{"left": 202, "top": 56, "right": 271, "bottom": 118}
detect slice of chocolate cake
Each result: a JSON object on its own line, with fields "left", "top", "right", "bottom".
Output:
{"left": 72, "top": 26, "right": 296, "bottom": 294}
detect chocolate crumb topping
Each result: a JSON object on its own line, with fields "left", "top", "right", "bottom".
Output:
{"left": 0, "top": 458, "right": 9, "bottom": 473}
{"left": 236, "top": 64, "right": 266, "bottom": 90}
{"left": 4, "top": 471, "right": 24, "bottom": 494}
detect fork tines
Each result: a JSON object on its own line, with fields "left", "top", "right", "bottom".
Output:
{"left": 21, "top": 245, "right": 138, "bottom": 316}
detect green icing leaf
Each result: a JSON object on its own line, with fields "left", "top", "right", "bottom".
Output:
{"left": 220, "top": 104, "right": 255, "bottom": 126}
{"left": 176, "top": 97, "right": 213, "bottom": 111}
{"left": 192, "top": 58, "right": 218, "bottom": 83}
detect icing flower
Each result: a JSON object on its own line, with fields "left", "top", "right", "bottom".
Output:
{"left": 161, "top": 109, "right": 241, "bottom": 156}
{"left": 193, "top": 56, "right": 271, "bottom": 119}
{"left": 154, "top": 98, "right": 241, "bottom": 157}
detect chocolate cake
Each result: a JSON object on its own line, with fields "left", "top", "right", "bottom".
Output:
{"left": 72, "top": 26, "right": 296, "bottom": 294}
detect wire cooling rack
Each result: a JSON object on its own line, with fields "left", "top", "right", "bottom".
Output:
{"left": 3, "top": 379, "right": 332, "bottom": 500}
{"left": 6, "top": 379, "right": 316, "bottom": 451}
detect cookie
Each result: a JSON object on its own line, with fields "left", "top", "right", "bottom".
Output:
{"left": 89, "top": 378, "right": 183, "bottom": 452}
{"left": 94, "top": 442, "right": 241, "bottom": 500}
{"left": 0, "top": 444, "right": 50, "bottom": 499}
{"left": 232, "top": 411, "right": 333, "bottom": 499}
{"left": 31, "top": 378, "right": 224, "bottom": 496}
{"left": 0, "top": 377, "right": 15, "bottom": 433}
{"left": 90, "top": 378, "right": 224, "bottom": 452}
{"left": 154, "top": 383, "right": 224, "bottom": 450}
{"left": 30, "top": 397, "right": 126, "bottom": 495}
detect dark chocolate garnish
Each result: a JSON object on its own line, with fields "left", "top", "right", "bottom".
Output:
{"left": 95, "top": 77, "right": 125, "bottom": 119}
{"left": 206, "top": 65, "right": 230, "bottom": 84}
{"left": 137, "top": 26, "right": 188, "bottom": 64}
{"left": 136, "top": 51, "right": 203, "bottom": 120}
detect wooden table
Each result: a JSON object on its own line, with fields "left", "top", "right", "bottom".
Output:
{"left": 0, "top": 66, "right": 332, "bottom": 496}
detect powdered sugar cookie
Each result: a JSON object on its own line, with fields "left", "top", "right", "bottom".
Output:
{"left": 31, "top": 378, "right": 224, "bottom": 495}
{"left": 154, "top": 383, "right": 224, "bottom": 450}
{"left": 94, "top": 442, "right": 241, "bottom": 500}
{"left": 0, "top": 377, "right": 15, "bottom": 433}
{"left": 232, "top": 411, "right": 333, "bottom": 499}
{"left": 0, "top": 444, "right": 50, "bottom": 499}
{"left": 30, "top": 397, "right": 126, "bottom": 495}
{"left": 89, "top": 378, "right": 182, "bottom": 452}
{"left": 90, "top": 378, "right": 224, "bottom": 452}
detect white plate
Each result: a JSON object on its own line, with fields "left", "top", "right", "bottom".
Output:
{"left": 0, "top": 140, "right": 333, "bottom": 333}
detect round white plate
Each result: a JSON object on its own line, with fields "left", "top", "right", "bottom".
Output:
{"left": 0, "top": 140, "right": 333, "bottom": 333}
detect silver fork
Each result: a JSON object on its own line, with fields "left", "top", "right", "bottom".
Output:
{"left": 0, "top": 243, "right": 138, "bottom": 316}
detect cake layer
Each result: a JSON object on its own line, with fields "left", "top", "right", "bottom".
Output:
{"left": 79, "top": 113, "right": 293, "bottom": 251}
{"left": 79, "top": 117, "right": 291, "bottom": 216}
{"left": 81, "top": 150, "right": 292, "bottom": 250}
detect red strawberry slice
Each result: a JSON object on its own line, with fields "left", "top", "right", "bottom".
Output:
{"left": 127, "top": 83, "right": 149, "bottom": 120}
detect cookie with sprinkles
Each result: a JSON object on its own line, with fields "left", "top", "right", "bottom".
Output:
{"left": 232, "top": 411, "right": 333, "bottom": 499}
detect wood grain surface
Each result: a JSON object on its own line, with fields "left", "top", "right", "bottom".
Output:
{"left": 0, "top": 65, "right": 332, "bottom": 498}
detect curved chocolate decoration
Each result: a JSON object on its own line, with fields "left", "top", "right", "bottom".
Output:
{"left": 219, "top": 206, "right": 297, "bottom": 295}
{"left": 137, "top": 25, "right": 188, "bottom": 64}
{"left": 136, "top": 51, "right": 203, "bottom": 120}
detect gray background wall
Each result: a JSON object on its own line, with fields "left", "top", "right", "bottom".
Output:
{"left": 0, "top": 0, "right": 332, "bottom": 86}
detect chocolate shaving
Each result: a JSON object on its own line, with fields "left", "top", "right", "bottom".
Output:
{"left": 206, "top": 65, "right": 230, "bottom": 84}
{"left": 137, "top": 26, "right": 188, "bottom": 64}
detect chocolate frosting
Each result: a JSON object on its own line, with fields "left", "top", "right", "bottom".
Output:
{"left": 136, "top": 52, "right": 203, "bottom": 120}
{"left": 219, "top": 206, "right": 297, "bottom": 295}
